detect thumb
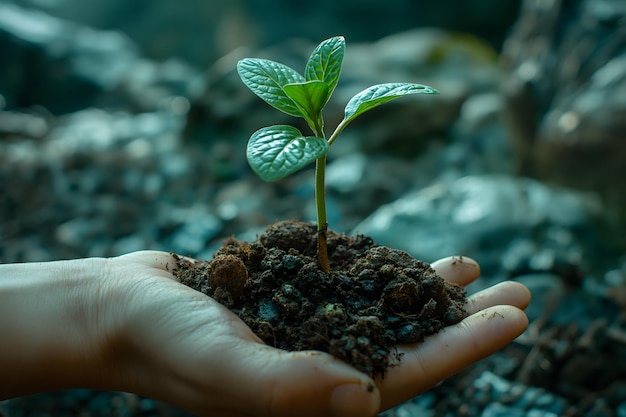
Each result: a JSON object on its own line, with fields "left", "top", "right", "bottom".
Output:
{"left": 201, "top": 345, "right": 381, "bottom": 417}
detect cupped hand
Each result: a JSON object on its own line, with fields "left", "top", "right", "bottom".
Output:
{"left": 99, "top": 251, "right": 530, "bottom": 417}
{"left": 377, "top": 256, "right": 530, "bottom": 410}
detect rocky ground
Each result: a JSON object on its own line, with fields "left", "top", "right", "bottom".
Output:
{"left": 2, "top": 0, "right": 626, "bottom": 416}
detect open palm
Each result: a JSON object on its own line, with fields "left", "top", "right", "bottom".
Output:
{"left": 103, "top": 251, "right": 529, "bottom": 417}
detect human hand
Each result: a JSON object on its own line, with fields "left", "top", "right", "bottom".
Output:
{"left": 94, "top": 251, "right": 529, "bottom": 417}
{"left": 376, "top": 256, "right": 530, "bottom": 410}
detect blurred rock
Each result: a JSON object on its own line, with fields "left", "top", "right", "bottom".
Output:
{"left": 476, "top": 371, "right": 568, "bottom": 416}
{"left": 13, "top": 0, "right": 519, "bottom": 66}
{"left": 0, "top": 389, "right": 195, "bottom": 417}
{"left": 324, "top": 154, "right": 416, "bottom": 229}
{"left": 353, "top": 175, "right": 611, "bottom": 277}
{"left": 166, "top": 205, "right": 223, "bottom": 256}
{"left": 326, "top": 154, "right": 368, "bottom": 194}
{"left": 0, "top": 3, "right": 205, "bottom": 114}
{"left": 379, "top": 393, "right": 435, "bottom": 417}
{"left": 473, "top": 371, "right": 567, "bottom": 417}
{"left": 518, "top": 317, "right": 626, "bottom": 411}
{"left": 0, "top": 109, "right": 50, "bottom": 139}
{"left": 450, "top": 92, "right": 513, "bottom": 175}
{"left": 500, "top": 0, "right": 626, "bottom": 212}
{"left": 514, "top": 273, "right": 565, "bottom": 323}
{"left": 0, "top": 105, "right": 217, "bottom": 262}
{"left": 213, "top": 180, "right": 274, "bottom": 225}
{"left": 46, "top": 108, "right": 184, "bottom": 154}
{"left": 12, "top": 0, "right": 258, "bottom": 67}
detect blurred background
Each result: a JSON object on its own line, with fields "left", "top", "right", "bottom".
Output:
{"left": 1, "top": 0, "right": 625, "bottom": 416}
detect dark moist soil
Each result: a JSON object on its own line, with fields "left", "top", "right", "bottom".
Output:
{"left": 173, "top": 220, "right": 468, "bottom": 378}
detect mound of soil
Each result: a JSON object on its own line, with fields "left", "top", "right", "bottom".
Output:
{"left": 173, "top": 220, "right": 468, "bottom": 377}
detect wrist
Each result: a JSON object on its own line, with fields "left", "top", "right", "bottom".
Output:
{"left": 0, "top": 257, "right": 116, "bottom": 398}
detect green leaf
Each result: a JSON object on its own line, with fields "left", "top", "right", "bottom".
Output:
{"left": 283, "top": 80, "right": 330, "bottom": 130}
{"left": 246, "top": 125, "right": 328, "bottom": 181}
{"left": 305, "top": 36, "right": 345, "bottom": 106}
{"left": 237, "top": 58, "right": 305, "bottom": 117}
{"left": 343, "top": 83, "right": 439, "bottom": 123}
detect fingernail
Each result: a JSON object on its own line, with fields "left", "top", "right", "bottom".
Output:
{"left": 432, "top": 255, "right": 480, "bottom": 284}
{"left": 331, "top": 383, "right": 379, "bottom": 417}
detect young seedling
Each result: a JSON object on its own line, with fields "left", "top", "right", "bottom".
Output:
{"left": 237, "top": 36, "right": 439, "bottom": 272}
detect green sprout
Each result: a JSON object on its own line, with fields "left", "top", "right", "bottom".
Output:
{"left": 237, "top": 36, "right": 439, "bottom": 272}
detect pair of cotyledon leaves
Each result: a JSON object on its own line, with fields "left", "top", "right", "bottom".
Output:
{"left": 237, "top": 36, "right": 439, "bottom": 181}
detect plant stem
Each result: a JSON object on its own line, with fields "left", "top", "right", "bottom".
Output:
{"left": 327, "top": 118, "right": 350, "bottom": 147}
{"left": 315, "top": 155, "right": 330, "bottom": 272}
{"left": 309, "top": 115, "right": 331, "bottom": 272}
{"left": 310, "top": 117, "right": 354, "bottom": 272}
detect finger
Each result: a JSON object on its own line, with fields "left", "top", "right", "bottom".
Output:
{"left": 431, "top": 256, "right": 480, "bottom": 286}
{"left": 115, "top": 250, "right": 180, "bottom": 280}
{"left": 466, "top": 281, "right": 531, "bottom": 313}
{"left": 175, "top": 344, "right": 381, "bottom": 417}
{"left": 249, "top": 350, "right": 381, "bottom": 417}
{"left": 377, "top": 305, "right": 528, "bottom": 411}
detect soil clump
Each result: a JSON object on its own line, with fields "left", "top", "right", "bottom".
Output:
{"left": 173, "top": 220, "right": 468, "bottom": 377}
